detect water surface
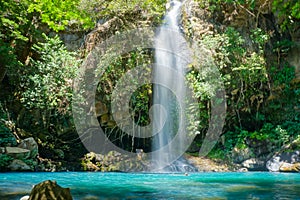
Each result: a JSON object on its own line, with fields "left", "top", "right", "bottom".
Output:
{"left": 0, "top": 172, "right": 300, "bottom": 199}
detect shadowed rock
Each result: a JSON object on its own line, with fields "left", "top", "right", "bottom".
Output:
{"left": 28, "top": 180, "right": 72, "bottom": 200}
{"left": 8, "top": 159, "right": 31, "bottom": 171}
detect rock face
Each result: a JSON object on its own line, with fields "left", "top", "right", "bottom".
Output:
{"left": 5, "top": 147, "right": 30, "bottom": 159}
{"left": 28, "top": 180, "right": 72, "bottom": 200}
{"left": 18, "top": 137, "right": 38, "bottom": 159}
{"left": 8, "top": 159, "right": 31, "bottom": 171}
{"left": 266, "top": 156, "right": 281, "bottom": 172}
{"left": 2, "top": 137, "right": 39, "bottom": 171}
{"left": 81, "top": 151, "right": 151, "bottom": 172}
{"left": 266, "top": 151, "right": 300, "bottom": 172}
{"left": 279, "top": 163, "right": 300, "bottom": 172}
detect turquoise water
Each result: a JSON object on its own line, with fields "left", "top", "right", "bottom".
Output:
{"left": 1, "top": 172, "right": 300, "bottom": 199}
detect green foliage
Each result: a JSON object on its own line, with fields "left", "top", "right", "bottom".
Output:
{"left": 222, "top": 121, "right": 299, "bottom": 155}
{"left": 96, "top": 48, "right": 153, "bottom": 150}
{"left": 0, "top": 123, "right": 16, "bottom": 147}
{"left": 0, "top": 103, "right": 17, "bottom": 147}
{"left": 0, "top": 154, "right": 13, "bottom": 171}
{"left": 98, "top": 49, "right": 152, "bottom": 115}
{"left": 196, "top": 27, "right": 269, "bottom": 129}
{"left": 0, "top": 0, "right": 30, "bottom": 42}
{"left": 266, "top": 63, "right": 298, "bottom": 123}
{"left": 12, "top": 34, "right": 79, "bottom": 113}
{"left": 28, "top": 0, "right": 94, "bottom": 31}
{"left": 79, "top": 0, "right": 167, "bottom": 24}
{"left": 270, "top": 64, "right": 295, "bottom": 86}
{"left": 22, "top": 158, "right": 37, "bottom": 170}
{"left": 272, "top": 0, "right": 300, "bottom": 30}
{"left": 130, "top": 85, "right": 152, "bottom": 126}
{"left": 0, "top": 40, "right": 19, "bottom": 69}
{"left": 197, "top": 0, "right": 256, "bottom": 12}
{"left": 250, "top": 28, "right": 270, "bottom": 52}
{"left": 0, "top": 0, "right": 33, "bottom": 75}
{"left": 207, "top": 147, "right": 227, "bottom": 160}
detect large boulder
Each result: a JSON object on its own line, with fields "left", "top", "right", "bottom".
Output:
{"left": 5, "top": 147, "right": 30, "bottom": 159}
{"left": 28, "top": 180, "right": 72, "bottom": 200}
{"left": 266, "top": 156, "right": 281, "bottom": 172}
{"left": 8, "top": 159, "right": 31, "bottom": 171}
{"left": 266, "top": 151, "right": 300, "bottom": 172}
{"left": 241, "top": 158, "right": 266, "bottom": 171}
{"left": 279, "top": 163, "right": 300, "bottom": 172}
{"left": 18, "top": 137, "right": 38, "bottom": 159}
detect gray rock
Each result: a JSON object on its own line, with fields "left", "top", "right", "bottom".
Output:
{"left": 241, "top": 158, "right": 266, "bottom": 171}
{"left": 18, "top": 137, "right": 38, "bottom": 159}
{"left": 0, "top": 147, "right": 5, "bottom": 153}
{"left": 232, "top": 147, "right": 253, "bottom": 164}
{"left": 8, "top": 159, "right": 31, "bottom": 171}
{"left": 266, "top": 156, "right": 281, "bottom": 172}
{"left": 266, "top": 151, "right": 300, "bottom": 172}
{"left": 6, "top": 147, "right": 30, "bottom": 159}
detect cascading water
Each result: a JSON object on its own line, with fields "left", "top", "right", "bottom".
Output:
{"left": 152, "top": 0, "right": 197, "bottom": 172}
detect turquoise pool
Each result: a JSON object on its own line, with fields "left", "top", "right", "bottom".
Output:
{"left": 0, "top": 172, "right": 300, "bottom": 199}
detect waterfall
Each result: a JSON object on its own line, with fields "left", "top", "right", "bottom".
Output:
{"left": 152, "top": 0, "right": 196, "bottom": 172}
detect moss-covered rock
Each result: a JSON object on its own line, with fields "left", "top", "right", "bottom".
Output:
{"left": 28, "top": 180, "right": 72, "bottom": 200}
{"left": 8, "top": 159, "right": 31, "bottom": 171}
{"left": 81, "top": 151, "right": 151, "bottom": 172}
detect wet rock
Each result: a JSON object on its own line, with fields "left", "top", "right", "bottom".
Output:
{"left": 279, "top": 163, "right": 300, "bottom": 172}
{"left": 6, "top": 147, "right": 30, "bottom": 159}
{"left": 28, "top": 180, "right": 72, "bottom": 200}
{"left": 20, "top": 195, "right": 30, "bottom": 200}
{"left": 241, "top": 158, "right": 266, "bottom": 171}
{"left": 266, "top": 151, "right": 300, "bottom": 172}
{"left": 8, "top": 159, "right": 31, "bottom": 171}
{"left": 0, "top": 147, "right": 5, "bottom": 153}
{"left": 238, "top": 167, "right": 248, "bottom": 172}
{"left": 18, "top": 137, "right": 38, "bottom": 159}
{"left": 266, "top": 156, "right": 281, "bottom": 172}
{"left": 85, "top": 162, "right": 100, "bottom": 171}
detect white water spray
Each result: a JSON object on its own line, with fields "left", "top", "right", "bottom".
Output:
{"left": 152, "top": 0, "right": 195, "bottom": 172}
